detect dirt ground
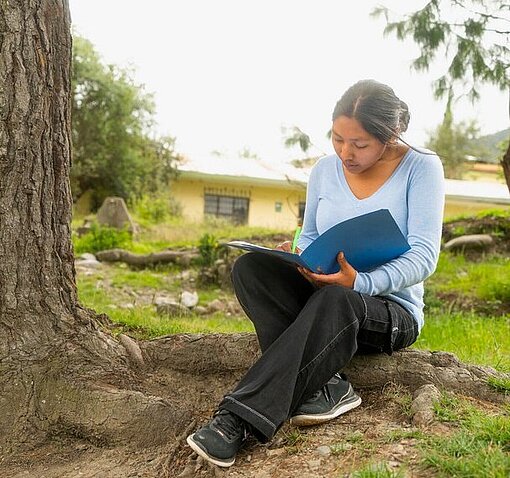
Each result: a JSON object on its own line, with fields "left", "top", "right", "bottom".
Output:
{"left": 0, "top": 384, "right": 502, "bottom": 478}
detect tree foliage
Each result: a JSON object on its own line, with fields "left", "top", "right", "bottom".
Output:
{"left": 71, "top": 35, "right": 182, "bottom": 209}
{"left": 426, "top": 93, "right": 484, "bottom": 178}
{"left": 373, "top": 0, "right": 510, "bottom": 191}
{"left": 282, "top": 125, "right": 313, "bottom": 153}
{"left": 372, "top": 0, "right": 510, "bottom": 101}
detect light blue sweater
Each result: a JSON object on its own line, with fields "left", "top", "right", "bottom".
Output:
{"left": 297, "top": 149, "right": 445, "bottom": 332}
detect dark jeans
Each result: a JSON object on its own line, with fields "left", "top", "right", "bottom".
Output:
{"left": 219, "top": 252, "right": 418, "bottom": 441}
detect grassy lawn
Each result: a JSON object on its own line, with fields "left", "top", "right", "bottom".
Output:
{"left": 75, "top": 211, "right": 510, "bottom": 477}
{"left": 77, "top": 248, "right": 510, "bottom": 371}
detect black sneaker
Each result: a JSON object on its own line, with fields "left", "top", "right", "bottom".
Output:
{"left": 186, "top": 409, "right": 248, "bottom": 467}
{"left": 290, "top": 373, "right": 361, "bottom": 427}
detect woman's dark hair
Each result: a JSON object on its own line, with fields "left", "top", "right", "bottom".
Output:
{"left": 332, "top": 79, "right": 410, "bottom": 144}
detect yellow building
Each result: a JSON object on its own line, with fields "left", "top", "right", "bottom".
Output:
{"left": 171, "top": 156, "right": 308, "bottom": 229}
{"left": 171, "top": 156, "right": 510, "bottom": 227}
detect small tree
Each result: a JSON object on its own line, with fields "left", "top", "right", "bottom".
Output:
{"left": 71, "top": 35, "right": 182, "bottom": 208}
{"left": 373, "top": 0, "right": 510, "bottom": 190}
{"left": 426, "top": 93, "right": 483, "bottom": 178}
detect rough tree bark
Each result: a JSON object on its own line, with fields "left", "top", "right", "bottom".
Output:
{"left": 502, "top": 139, "right": 510, "bottom": 193}
{"left": 0, "top": 0, "right": 183, "bottom": 453}
{"left": 502, "top": 92, "right": 510, "bottom": 193}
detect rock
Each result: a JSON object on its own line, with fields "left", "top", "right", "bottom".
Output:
{"left": 410, "top": 383, "right": 441, "bottom": 427}
{"left": 119, "top": 334, "right": 145, "bottom": 368}
{"left": 307, "top": 459, "right": 321, "bottom": 471}
{"left": 75, "top": 258, "right": 101, "bottom": 269}
{"left": 266, "top": 448, "right": 286, "bottom": 457}
{"left": 194, "top": 306, "right": 208, "bottom": 315}
{"left": 316, "top": 445, "right": 331, "bottom": 456}
{"left": 443, "top": 234, "right": 494, "bottom": 252}
{"left": 207, "top": 299, "right": 226, "bottom": 313}
{"left": 154, "top": 296, "right": 176, "bottom": 306}
{"left": 96, "top": 196, "right": 137, "bottom": 234}
{"left": 179, "top": 270, "right": 193, "bottom": 281}
{"left": 119, "top": 303, "right": 134, "bottom": 310}
{"left": 156, "top": 301, "right": 192, "bottom": 317}
{"left": 181, "top": 291, "right": 199, "bottom": 308}
{"left": 78, "top": 253, "right": 97, "bottom": 261}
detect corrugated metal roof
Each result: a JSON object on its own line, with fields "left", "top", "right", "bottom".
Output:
{"left": 178, "top": 156, "right": 510, "bottom": 204}
{"left": 178, "top": 155, "right": 309, "bottom": 185}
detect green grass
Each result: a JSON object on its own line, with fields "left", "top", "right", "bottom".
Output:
{"left": 487, "top": 376, "right": 510, "bottom": 394}
{"left": 413, "top": 312, "right": 510, "bottom": 372}
{"left": 349, "top": 464, "right": 406, "bottom": 478}
{"left": 383, "top": 429, "right": 426, "bottom": 444}
{"left": 429, "top": 252, "right": 510, "bottom": 306}
{"left": 134, "top": 216, "right": 290, "bottom": 250}
{"left": 420, "top": 393, "right": 510, "bottom": 477}
{"left": 107, "top": 307, "right": 253, "bottom": 339}
{"left": 77, "top": 269, "right": 253, "bottom": 339}
{"left": 74, "top": 214, "right": 510, "bottom": 373}
{"left": 109, "top": 268, "right": 172, "bottom": 290}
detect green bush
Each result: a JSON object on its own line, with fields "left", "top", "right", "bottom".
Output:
{"left": 198, "top": 233, "right": 220, "bottom": 267}
{"left": 73, "top": 223, "right": 132, "bottom": 254}
{"left": 130, "top": 194, "right": 182, "bottom": 225}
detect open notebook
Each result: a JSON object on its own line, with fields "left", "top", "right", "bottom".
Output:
{"left": 226, "top": 209, "right": 410, "bottom": 274}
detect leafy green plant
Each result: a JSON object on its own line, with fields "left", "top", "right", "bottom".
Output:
{"left": 281, "top": 428, "right": 308, "bottom": 454}
{"left": 130, "top": 194, "right": 182, "bottom": 225}
{"left": 73, "top": 223, "right": 132, "bottom": 254}
{"left": 350, "top": 463, "right": 405, "bottom": 478}
{"left": 197, "top": 233, "right": 221, "bottom": 267}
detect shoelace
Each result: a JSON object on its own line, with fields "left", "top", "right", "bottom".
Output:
{"left": 323, "top": 372, "right": 345, "bottom": 403}
{"left": 212, "top": 411, "right": 245, "bottom": 440}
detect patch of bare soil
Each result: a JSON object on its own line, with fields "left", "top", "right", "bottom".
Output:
{"left": 0, "top": 384, "right": 501, "bottom": 478}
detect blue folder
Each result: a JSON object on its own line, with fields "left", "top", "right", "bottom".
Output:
{"left": 227, "top": 209, "right": 411, "bottom": 274}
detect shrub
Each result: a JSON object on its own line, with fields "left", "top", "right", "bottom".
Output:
{"left": 74, "top": 223, "right": 132, "bottom": 254}
{"left": 130, "top": 194, "right": 182, "bottom": 225}
{"left": 197, "top": 233, "right": 220, "bottom": 267}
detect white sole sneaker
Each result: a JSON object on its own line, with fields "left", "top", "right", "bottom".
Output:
{"left": 186, "top": 434, "right": 236, "bottom": 468}
{"left": 290, "top": 393, "right": 362, "bottom": 427}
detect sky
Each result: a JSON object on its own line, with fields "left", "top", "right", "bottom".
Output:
{"left": 68, "top": 0, "right": 509, "bottom": 164}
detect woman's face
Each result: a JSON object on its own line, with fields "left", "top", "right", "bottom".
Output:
{"left": 332, "top": 115, "right": 387, "bottom": 174}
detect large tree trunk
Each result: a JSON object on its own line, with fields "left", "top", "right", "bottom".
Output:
{"left": 0, "top": 0, "right": 181, "bottom": 453}
{"left": 502, "top": 92, "right": 510, "bottom": 193}
{"left": 502, "top": 137, "right": 510, "bottom": 193}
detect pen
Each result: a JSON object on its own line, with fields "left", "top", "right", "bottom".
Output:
{"left": 291, "top": 223, "right": 302, "bottom": 253}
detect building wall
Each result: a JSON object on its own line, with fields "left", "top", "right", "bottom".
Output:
{"left": 171, "top": 176, "right": 305, "bottom": 229}
{"left": 171, "top": 175, "right": 509, "bottom": 228}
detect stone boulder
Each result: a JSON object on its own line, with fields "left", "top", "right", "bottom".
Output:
{"left": 443, "top": 234, "right": 494, "bottom": 252}
{"left": 96, "top": 196, "right": 137, "bottom": 234}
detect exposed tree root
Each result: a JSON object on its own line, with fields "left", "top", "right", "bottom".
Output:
{"left": 140, "top": 333, "right": 509, "bottom": 405}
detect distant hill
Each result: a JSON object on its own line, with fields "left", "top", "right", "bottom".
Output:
{"left": 475, "top": 128, "right": 509, "bottom": 163}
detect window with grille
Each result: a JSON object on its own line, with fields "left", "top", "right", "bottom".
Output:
{"left": 204, "top": 194, "right": 250, "bottom": 224}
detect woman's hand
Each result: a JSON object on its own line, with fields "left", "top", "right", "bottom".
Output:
{"left": 275, "top": 241, "right": 301, "bottom": 254}
{"left": 298, "top": 252, "right": 357, "bottom": 289}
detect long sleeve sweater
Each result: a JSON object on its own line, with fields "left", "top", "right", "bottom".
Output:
{"left": 297, "top": 148, "right": 445, "bottom": 332}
